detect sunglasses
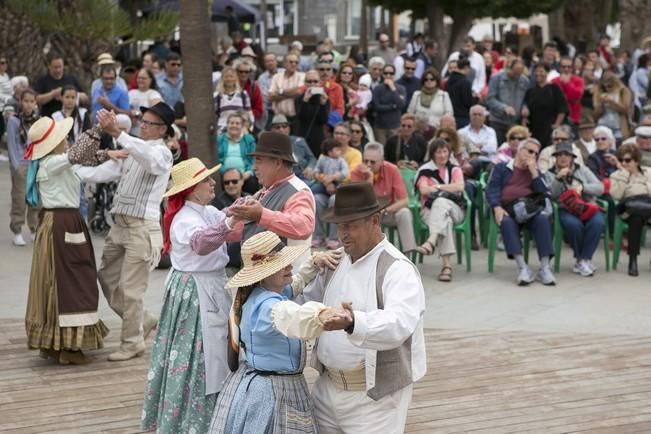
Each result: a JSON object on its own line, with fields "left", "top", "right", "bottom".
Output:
{"left": 305, "top": 80, "right": 319, "bottom": 84}
{"left": 273, "top": 124, "right": 289, "bottom": 129}
{"left": 169, "top": 62, "right": 182, "bottom": 67}
{"left": 223, "top": 179, "right": 240, "bottom": 186}
{"left": 510, "top": 136, "right": 526, "bottom": 141}
{"left": 424, "top": 77, "right": 436, "bottom": 82}
{"left": 595, "top": 137, "right": 609, "bottom": 141}
{"left": 525, "top": 148, "right": 539, "bottom": 156}
{"left": 383, "top": 71, "right": 394, "bottom": 75}
{"left": 404, "top": 66, "right": 416, "bottom": 71}
{"left": 340, "top": 70, "right": 353, "bottom": 75}
{"left": 238, "top": 70, "right": 250, "bottom": 74}
{"left": 621, "top": 157, "right": 634, "bottom": 163}
{"left": 318, "top": 67, "right": 332, "bottom": 72}
{"left": 364, "top": 159, "right": 377, "bottom": 165}
{"left": 400, "top": 124, "right": 413, "bottom": 128}
{"left": 553, "top": 137, "right": 569, "bottom": 142}
{"left": 351, "top": 129, "right": 363, "bottom": 133}
{"left": 638, "top": 135, "right": 651, "bottom": 139}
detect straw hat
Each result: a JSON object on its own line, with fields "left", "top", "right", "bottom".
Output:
{"left": 97, "top": 53, "right": 116, "bottom": 66}
{"left": 226, "top": 231, "right": 308, "bottom": 289}
{"left": 26, "top": 117, "right": 74, "bottom": 160}
{"left": 163, "top": 158, "right": 221, "bottom": 198}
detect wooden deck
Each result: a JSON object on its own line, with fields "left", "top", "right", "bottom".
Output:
{"left": 2, "top": 319, "right": 651, "bottom": 433}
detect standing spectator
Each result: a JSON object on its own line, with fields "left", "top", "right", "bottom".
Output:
{"left": 335, "top": 62, "right": 358, "bottom": 119}
{"left": 270, "top": 114, "right": 316, "bottom": 178}
{"left": 52, "top": 85, "right": 91, "bottom": 142}
{"left": 90, "top": 53, "right": 128, "bottom": 96}
{"left": 442, "top": 36, "right": 486, "bottom": 95}
{"left": 486, "top": 57, "right": 530, "bottom": 144}
{"left": 128, "top": 68, "right": 162, "bottom": 136}
{"left": 91, "top": 65, "right": 130, "bottom": 122}
{"left": 369, "top": 33, "right": 397, "bottom": 65}
{"left": 541, "top": 41, "right": 561, "bottom": 75}
{"left": 367, "top": 57, "right": 385, "bottom": 89}
{"left": 407, "top": 33, "right": 425, "bottom": 57}
{"left": 414, "top": 40, "right": 438, "bottom": 79}
{"left": 393, "top": 40, "right": 409, "bottom": 80}
{"left": 407, "top": 68, "right": 454, "bottom": 128}
{"left": 156, "top": 52, "right": 184, "bottom": 109}
{"left": 212, "top": 167, "right": 249, "bottom": 270}
{"left": 371, "top": 64, "right": 406, "bottom": 144}
{"left": 580, "top": 59, "right": 598, "bottom": 120}
{"left": 34, "top": 52, "right": 87, "bottom": 117}
{"left": 522, "top": 63, "right": 569, "bottom": 149}
{"left": 289, "top": 40, "right": 311, "bottom": 72}
{"left": 598, "top": 34, "right": 615, "bottom": 69}
{"left": 234, "top": 58, "right": 263, "bottom": 125}
{"left": 351, "top": 142, "right": 417, "bottom": 254}
{"left": 481, "top": 34, "right": 502, "bottom": 69}
{"left": 295, "top": 70, "right": 330, "bottom": 157}
{"left": 587, "top": 50, "right": 605, "bottom": 80}
{"left": 593, "top": 72, "right": 632, "bottom": 143}
{"left": 257, "top": 53, "right": 282, "bottom": 129}
{"left": 446, "top": 58, "right": 476, "bottom": 128}
{"left": 384, "top": 112, "right": 427, "bottom": 168}
{"left": 216, "top": 112, "right": 257, "bottom": 193}
{"left": 269, "top": 53, "right": 304, "bottom": 131}
{"left": 629, "top": 54, "right": 651, "bottom": 116}
{"left": 213, "top": 66, "right": 253, "bottom": 130}
{"left": 6, "top": 88, "right": 40, "bottom": 246}
{"left": 316, "top": 57, "right": 344, "bottom": 115}
{"left": 396, "top": 57, "right": 421, "bottom": 107}
{"left": 128, "top": 51, "right": 159, "bottom": 90}
{"left": 551, "top": 56, "right": 584, "bottom": 132}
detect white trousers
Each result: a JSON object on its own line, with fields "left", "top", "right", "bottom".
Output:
{"left": 312, "top": 374, "right": 413, "bottom": 434}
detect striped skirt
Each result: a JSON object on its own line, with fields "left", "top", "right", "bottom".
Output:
{"left": 209, "top": 362, "right": 317, "bottom": 434}
{"left": 25, "top": 209, "right": 108, "bottom": 351}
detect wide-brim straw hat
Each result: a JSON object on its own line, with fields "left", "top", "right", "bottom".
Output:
{"left": 163, "top": 157, "right": 221, "bottom": 197}
{"left": 27, "top": 117, "right": 74, "bottom": 160}
{"left": 97, "top": 52, "right": 116, "bottom": 65}
{"left": 226, "top": 231, "right": 308, "bottom": 289}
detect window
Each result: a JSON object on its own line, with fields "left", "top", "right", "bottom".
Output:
{"left": 346, "top": 0, "right": 361, "bottom": 37}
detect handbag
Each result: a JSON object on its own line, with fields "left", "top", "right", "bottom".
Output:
{"left": 504, "top": 193, "right": 552, "bottom": 224}
{"left": 559, "top": 188, "right": 603, "bottom": 222}
{"left": 424, "top": 191, "right": 466, "bottom": 209}
{"left": 617, "top": 195, "right": 651, "bottom": 219}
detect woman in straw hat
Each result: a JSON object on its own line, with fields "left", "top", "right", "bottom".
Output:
{"left": 208, "top": 231, "right": 344, "bottom": 434}
{"left": 141, "top": 158, "right": 233, "bottom": 433}
{"left": 24, "top": 116, "right": 127, "bottom": 365}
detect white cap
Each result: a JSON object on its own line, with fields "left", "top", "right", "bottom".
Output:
{"left": 358, "top": 73, "right": 372, "bottom": 87}
{"left": 635, "top": 126, "right": 651, "bottom": 137}
{"left": 116, "top": 113, "right": 132, "bottom": 132}
{"left": 291, "top": 40, "right": 303, "bottom": 51}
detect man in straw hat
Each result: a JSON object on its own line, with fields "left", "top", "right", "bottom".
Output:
{"left": 227, "top": 131, "right": 315, "bottom": 267}
{"left": 294, "top": 182, "right": 426, "bottom": 434}
{"left": 94, "top": 103, "right": 174, "bottom": 361}
{"left": 90, "top": 53, "right": 128, "bottom": 95}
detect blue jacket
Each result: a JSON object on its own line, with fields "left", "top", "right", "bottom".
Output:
{"left": 216, "top": 132, "right": 256, "bottom": 174}
{"left": 485, "top": 160, "right": 549, "bottom": 209}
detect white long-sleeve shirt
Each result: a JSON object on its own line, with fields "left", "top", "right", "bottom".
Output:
{"left": 442, "top": 50, "right": 486, "bottom": 95}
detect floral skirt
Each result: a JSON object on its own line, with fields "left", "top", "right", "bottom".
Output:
{"left": 142, "top": 270, "right": 216, "bottom": 434}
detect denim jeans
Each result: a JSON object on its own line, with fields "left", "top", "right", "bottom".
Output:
{"left": 314, "top": 193, "right": 337, "bottom": 241}
{"left": 501, "top": 213, "right": 554, "bottom": 259}
{"left": 559, "top": 209, "right": 605, "bottom": 260}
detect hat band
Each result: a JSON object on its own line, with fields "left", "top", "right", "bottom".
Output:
{"left": 334, "top": 203, "right": 380, "bottom": 216}
{"left": 249, "top": 241, "right": 284, "bottom": 264}
{"left": 193, "top": 167, "right": 207, "bottom": 178}
{"left": 24, "top": 119, "right": 56, "bottom": 160}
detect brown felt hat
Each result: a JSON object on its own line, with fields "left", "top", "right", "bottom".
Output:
{"left": 249, "top": 131, "right": 296, "bottom": 163}
{"left": 321, "top": 182, "right": 389, "bottom": 224}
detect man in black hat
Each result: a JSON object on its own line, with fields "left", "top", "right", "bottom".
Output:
{"left": 295, "top": 182, "right": 426, "bottom": 434}
{"left": 227, "top": 131, "right": 316, "bottom": 267}
{"left": 95, "top": 104, "right": 174, "bottom": 361}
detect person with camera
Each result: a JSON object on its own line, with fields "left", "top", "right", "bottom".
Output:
{"left": 294, "top": 70, "right": 330, "bottom": 158}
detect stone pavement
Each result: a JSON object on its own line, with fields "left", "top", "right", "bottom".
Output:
{"left": 1, "top": 160, "right": 650, "bottom": 335}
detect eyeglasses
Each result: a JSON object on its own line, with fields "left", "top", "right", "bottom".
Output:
{"left": 424, "top": 77, "right": 436, "bottom": 82}
{"left": 510, "top": 136, "right": 526, "bottom": 141}
{"left": 404, "top": 66, "right": 416, "bottom": 71}
{"left": 622, "top": 157, "right": 634, "bottom": 163}
{"left": 351, "top": 129, "right": 363, "bottom": 134}
{"left": 553, "top": 137, "right": 569, "bottom": 142}
{"left": 595, "top": 137, "right": 609, "bottom": 141}
{"left": 272, "top": 124, "right": 289, "bottom": 129}
{"left": 318, "top": 67, "right": 332, "bottom": 72}
{"left": 286, "top": 60, "right": 298, "bottom": 64}
{"left": 340, "top": 70, "right": 353, "bottom": 75}
{"left": 102, "top": 76, "right": 116, "bottom": 81}
{"left": 238, "top": 70, "right": 250, "bottom": 74}
{"left": 560, "top": 65, "right": 572, "bottom": 69}
{"left": 334, "top": 131, "right": 349, "bottom": 136}
{"left": 223, "top": 179, "right": 240, "bottom": 186}
{"left": 383, "top": 71, "right": 394, "bottom": 76}
{"left": 400, "top": 123, "right": 413, "bottom": 128}
{"left": 364, "top": 159, "right": 377, "bottom": 165}
{"left": 169, "top": 62, "right": 182, "bottom": 67}
{"left": 305, "top": 80, "right": 319, "bottom": 84}
{"left": 141, "top": 119, "right": 166, "bottom": 127}
{"left": 525, "top": 148, "right": 539, "bottom": 156}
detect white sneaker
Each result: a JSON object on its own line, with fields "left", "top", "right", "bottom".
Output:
{"left": 585, "top": 260, "right": 597, "bottom": 273}
{"left": 536, "top": 266, "right": 557, "bottom": 286}
{"left": 572, "top": 261, "right": 594, "bottom": 277}
{"left": 517, "top": 267, "right": 535, "bottom": 286}
{"left": 12, "top": 233, "right": 26, "bottom": 246}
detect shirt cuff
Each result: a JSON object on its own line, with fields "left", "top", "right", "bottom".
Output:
{"left": 258, "top": 208, "right": 272, "bottom": 227}
{"left": 348, "top": 310, "right": 367, "bottom": 346}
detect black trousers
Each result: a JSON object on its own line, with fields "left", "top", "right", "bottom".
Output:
{"left": 626, "top": 214, "right": 648, "bottom": 257}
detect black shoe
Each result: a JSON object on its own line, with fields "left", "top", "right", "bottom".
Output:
{"left": 471, "top": 235, "right": 480, "bottom": 251}
{"left": 628, "top": 256, "right": 639, "bottom": 277}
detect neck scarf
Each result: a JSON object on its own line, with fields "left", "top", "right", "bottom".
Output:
{"left": 419, "top": 87, "right": 437, "bottom": 108}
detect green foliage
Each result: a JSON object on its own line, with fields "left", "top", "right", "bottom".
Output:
{"left": 5, "top": 0, "right": 178, "bottom": 44}
{"left": 370, "top": 0, "right": 565, "bottom": 19}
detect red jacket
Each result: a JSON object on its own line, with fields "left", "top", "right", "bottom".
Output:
{"left": 324, "top": 80, "right": 345, "bottom": 115}
{"left": 240, "top": 78, "right": 264, "bottom": 120}
{"left": 551, "top": 75, "right": 584, "bottom": 124}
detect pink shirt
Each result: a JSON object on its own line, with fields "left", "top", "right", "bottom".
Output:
{"left": 416, "top": 166, "right": 464, "bottom": 207}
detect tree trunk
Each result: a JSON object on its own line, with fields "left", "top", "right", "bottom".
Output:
{"left": 447, "top": 14, "right": 473, "bottom": 58}
{"left": 179, "top": 0, "right": 217, "bottom": 166}
{"left": 425, "top": 2, "right": 446, "bottom": 63}
{"left": 620, "top": 0, "right": 651, "bottom": 53}
{"left": 360, "top": 0, "right": 369, "bottom": 55}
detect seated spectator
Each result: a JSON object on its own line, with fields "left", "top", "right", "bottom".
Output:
{"left": 384, "top": 113, "right": 426, "bottom": 169}
{"left": 458, "top": 104, "right": 498, "bottom": 176}
{"left": 216, "top": 112, "right": 257, "bottom": 193}
{"left": 270, "top": 114, "right": 316, "bottom": 179}
{"left": 212, "top": 167, "right": 249, "bottom": 271}
{"left": 310, "top": 138, "right": 348, "bottom": 197}
{"left": 351, "top": 142, "right": 417, "bottom": 254}
{"left": 545, "top": 141, "right": 605, "bottom": 276}
{"left": 295, "top": 70, "right": 330, "bottom": 157}
{"left": 214, "top": 66, "right": 253, "bottom": 131}
{"left": 331, "top": 122, "right": 362, "bottom": 179}
{"left": 631, "top": 126, "right": 651, "bottom": 167}
{"left": 575, "top": 116, "right": 596, "bottom": 160}
{"left": 348, "top": 119, "right": 369, "bottom": 150}
{"left": 407, "top": 67, "right": 452, "bottom": 129}
{"left": 494, "top": 126, "right": 530, "bottom": 165}
{"left": 538, "top": 125, "right": 584, "bottom": 172}
{"left": 587, "top": 126, "right": 618, "bottom": 181}
{"left": 414, "top": 139, "right": 466, "bottom": 281}
{"left": 609, "top": 144, "right": 651, "bottom": 276}
{"left": 486, "top": 138, "right": 556, "bottom": 286}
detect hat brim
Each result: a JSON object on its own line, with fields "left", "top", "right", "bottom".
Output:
{"left": 226, "top": 244, "right": 309, "bottom": 289}
{"left": 163, "top": 164, "right": 222, "bottom": 197}
{"left": 249, "top": 150, "right": 297, "bottom": 164}
{"left": 552, "top": 151, "right": 577, "bottom": 158}
{"left": 321, "top": 197, "right": 390, "bottom": 224}
{"left": 31, "top": 118, "right": 74, "bottom": 160}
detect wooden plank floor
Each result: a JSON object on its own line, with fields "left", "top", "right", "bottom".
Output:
{"left": 2, "top": 319, "right": 651, "bottom": 433}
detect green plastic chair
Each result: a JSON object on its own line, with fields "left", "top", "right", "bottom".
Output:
{"left": 477, "top": 171, "right": 489, "bottom": 246}
{"left": 413, "top": 191, "right": 473, "bottom": 272}
{"left": 552, "top": 200, "right": 610, "bottom": 273}
{"left": 486, "top": 207, "right": 531, "bottom": 273}
{"left": 611, "top": 212, "right": 649, "bottom": 270}
{"left": 382, "top": 168, "right": 419, "bottom": 262}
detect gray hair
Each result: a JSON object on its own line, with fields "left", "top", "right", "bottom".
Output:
{"left": 552, "top": 124, "right": 573, "bottom": 139}
{"left": 593, "top": 126, "right": 615, "bottom": 144}
{"left": 364, "top": 141, "right": 384, "bottom": 157}
{"left": 334, "top": 122, "right": 350, "bottom": 135}
{"left": 232, "top": 57, "right": 257, "bottom": 74}
{"left": 10, "top": 75, "right": 28, "bottom": 90}
{"left": 368, "top": 56, "right": 386, "bottom": 68}
{"left": 517, "top": 137, "right": 542, "bottom": 151}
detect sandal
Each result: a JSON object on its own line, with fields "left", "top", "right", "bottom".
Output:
{"left": 438, "top": 266, "right": 452, "bottom": 282}
{"left": 415, "top": 241, "right": 435, "bottom": 256}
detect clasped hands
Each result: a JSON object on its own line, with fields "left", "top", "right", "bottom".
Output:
{"left": 318, "top": 301, "right": 354, "bottom": 332}
{"left": 228, "top": 196, "right": 263, "bottom": 223}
